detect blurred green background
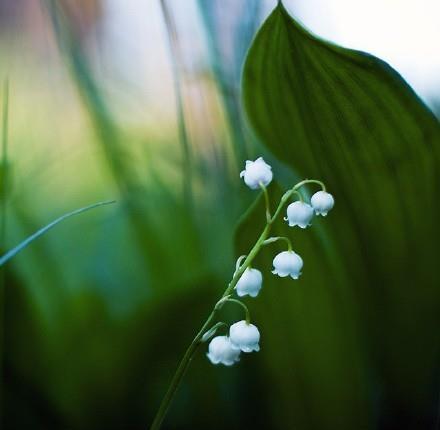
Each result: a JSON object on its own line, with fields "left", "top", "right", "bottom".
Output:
{"left": 1, "top": 1, "right": 440, "bottom": 429}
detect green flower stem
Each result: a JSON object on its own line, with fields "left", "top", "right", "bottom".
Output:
{"left": 148, "top": 310, "right": 217, "bottom": 430}
{"left": 149, "top": 180, "right": 315, "bottom": 430}
{"left": 259, "top": 183, "right": 271, "bottom": 222}
{"left": 149, "top": 224, "right": 271, "bottom": 430}
{"left": 234, "top": 254, "right": 247, "bottom": 273}
{"left": 294, "top": 179, "right": 326, "bottom": 192}
{"left": 201, "top": 322, "right": 228, "bottom": 342}
{"left": 224, "top": 298, "right": 251, "bottom": 324}
{"left": 270, "top": 179, "right": 325, "bottom": 223}
{"left": 263, "top": 236, "right": 293, "bottom": 251}
{"left": 292, "top": 190, "right": 303, "bottom": 202}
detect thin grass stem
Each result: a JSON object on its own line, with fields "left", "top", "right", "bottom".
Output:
{"left": 159, "top": 0, "right": 193, "bottom": 207}
{"left": 0, "top": 77, "right": 9, "bottom": 425}
{"left": 0, "top": 200, "right": 115, "bottom": 267}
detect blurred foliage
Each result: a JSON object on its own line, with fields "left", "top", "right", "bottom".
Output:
{"left": 1, "top": 1, "right": 440, "bottom": 430}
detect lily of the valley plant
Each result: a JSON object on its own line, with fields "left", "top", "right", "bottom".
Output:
{"left": 150, "top": 157, "right": 334, "bottom": 430}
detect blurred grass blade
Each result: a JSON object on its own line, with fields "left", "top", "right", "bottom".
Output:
{"left": 44, "top": 0, "right": 129, "bottom": 188}
{"left": 1, "top": 79, "right": 9, "bottom": 248}
{"left": 0, "top": 77, "right": 9, "bottom": 424}
{"left": 44, "top": 0, "right": 171, "bottom": 277}
{"left": 159, "top": 0, "right": 193, "bottom": 206}
{"left": 242, "top": 2, "right": 440, "bottom": 427}
{"left": 0, "top": 200, "right": 115, "bottom": 267}
{"left": 197, "top": 0, "right": 262, "bottom": 160}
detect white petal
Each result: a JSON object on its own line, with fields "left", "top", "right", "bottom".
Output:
{"left": 311, "top": 191, "right": 334, "bottom": 216}
{"left": 229, "top": 321, "right": 260, "bottom": 353}
{"left": 240, "top": 157, "right": 273, "bottom": 190}
{"left": 235, "top": 268, "right": 263, "bottom": 298}
{"left": 286, "top": 201, "right": 314, "bottom": 228}
{"left": 207, "top": 336, "right": 240, "bottom": 366}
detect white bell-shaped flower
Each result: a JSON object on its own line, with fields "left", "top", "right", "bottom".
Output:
{"left": 240, "top": 157, "right": 273, "bottom": 190}
{"left": 229, "top": 321, "right": 260, "bottom": 353}
{"left": 272, "top": 250, "right": 303, "bottom": 279}
{"left": 285, "top": 201, "right": 314, "bottom": 228}
{"left": 207, "top": 336, "right": 240, "bottom": 366}
{"left": 311, "top": 191, "right": 334, "bottom": 216}
{"left": 235, "top": 268, "right": 263, "bottom": 298}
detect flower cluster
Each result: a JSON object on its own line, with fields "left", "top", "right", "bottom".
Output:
{"left": 206, "top": 157, "right": 334, "bottom": 366}
{"left": 207, "top": 322, "right": 260, "bottom": 366}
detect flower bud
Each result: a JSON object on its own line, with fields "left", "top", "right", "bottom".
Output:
{"left": 235, "top": 268, "right": 263, "bottom": 298}
{"left": 285, "top": 201, "right": 314, "bottom": 228}
{"left": 240, "top": 157, "right": 273, "bottom": 190}
{"left": 272, "top": 250, "right": 303, "bottom": 279}
{"left": 207, "top": 336, "right": 240, "bottom": 366}
{"left": 311, "top": 191, "right": 334, "bottom": 216}
{"left": 229, "top": 321, "right": 260, "bottom": 353}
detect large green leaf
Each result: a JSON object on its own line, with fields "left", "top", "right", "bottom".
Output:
{"left": 241, "top": 2, "right": 440, "bottom": 429}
